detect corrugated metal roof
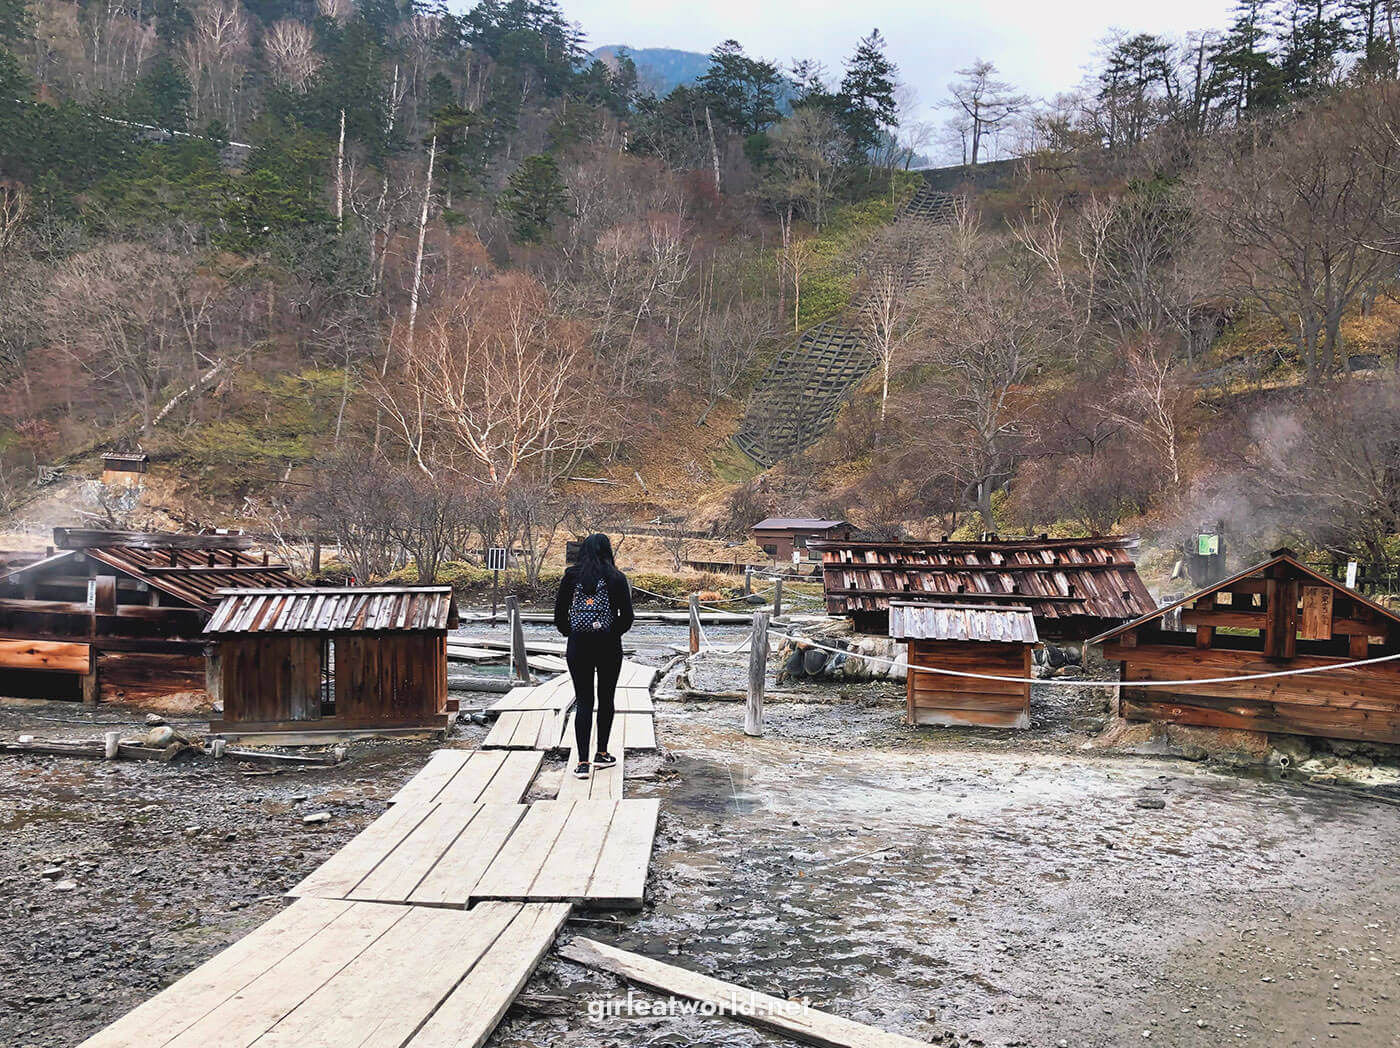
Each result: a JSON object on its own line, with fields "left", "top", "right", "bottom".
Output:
{"left": 889, "top": 602, "right": 1039, "bottom": 643}
{"left": 204, "top": 587, "right": 459, "bottom": 634}
{"left": 812, "top": 537, "right": 1156, "bottom": 624}
{"left": 751, "top": 518, "right": 850, "bottom": 531}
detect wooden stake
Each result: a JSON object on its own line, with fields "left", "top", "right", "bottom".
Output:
{"left": 745, "top": 611, "right": 768, "bottom": 737}
{"left": 103, "top": 731, "right": 119, "bottom": 760}
{"left": 773, "top": 577, "right": 783, "bottom": 619}
{"left": 743, "top": 566, "right": 752, "bottom": 596}
{"left": 688, "top": 594, "right": 701, "bottom": 654}
{"left": 506, "top": 596, "right": 529, "bottom": 682}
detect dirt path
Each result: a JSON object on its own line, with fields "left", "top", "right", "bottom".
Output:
{"left": 1, "top": 694, "right": 1396, "bottom": 1048}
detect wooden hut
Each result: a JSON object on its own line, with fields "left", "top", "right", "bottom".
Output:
{"left": 813, "top": 536, "right": 1156, "bottom": 639}
{"left": 890, "top": 602, "right": 1037, "bottom": 729}
{"left": 1089, "top": 549, "right": 1400, "bottom": 745}
{"left": 204, "top": 586, "right": 459, "bottom": 738}
{"left": 0, "top": 528, "right": 292, "bottom": 703}
{"left": 750, "top": 518, "right": 854, "bottom": 564}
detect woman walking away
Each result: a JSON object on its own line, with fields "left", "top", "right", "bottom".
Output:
{"left": 554, "top": 534, "right": 634, "bottom": 779}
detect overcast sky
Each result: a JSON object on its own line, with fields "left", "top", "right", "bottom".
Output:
{"left": 557, "top": 0, "right": 1237, "bottom": 156}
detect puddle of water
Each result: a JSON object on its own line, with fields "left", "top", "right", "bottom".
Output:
{"left": 663, "top": 756, "right": 766, "bottom": 816}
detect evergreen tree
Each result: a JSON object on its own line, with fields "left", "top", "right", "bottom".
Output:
{"left": 499, "top": 153, "right": 566, "bottom": 241}
{"left": 1212, "top": 0, "right": 1284, "bottom": 116}
{"left": 1274, "top": 0, "right": 1351, "bottom": 96}
{"left": 698, "top": 39, "right": 783, "bottom": 135}
{"left": 838, "top": 29, "right": 897, "bottom": 160}
{"left": 127, "top": 56, "right": 192, "bottom": 131}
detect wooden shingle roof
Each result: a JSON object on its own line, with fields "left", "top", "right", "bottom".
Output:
{"left": 205, "top": 587, "right": 459, "bottom": 634}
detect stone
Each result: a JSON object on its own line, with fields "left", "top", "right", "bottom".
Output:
{"left": 302, "top": 812, "right": 331, "bottom": 825}
{"left": 40, "top": 867, "right": 62, "bottom": 880}
{"left": 146, "top": 725, "right": 177, "bottom": 748}
{"left": 54, "top": 880, "right": 78, "bottom": 892}
{"left": 1135, "top": 796, "right": 1167, "bottom": 810}
{"left": 144, "top": 714, "right": 167, "bottom": 726}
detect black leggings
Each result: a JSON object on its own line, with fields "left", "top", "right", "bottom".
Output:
{"left": 566, "top": 634, "right": 622, "bottom": 758}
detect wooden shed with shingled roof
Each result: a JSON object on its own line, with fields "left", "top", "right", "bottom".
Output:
{"left": 204, "top": 586, "right": 459, "bottom": 738}
{"left": 1089, "top": 549, "right": 1400, "bottom": 745}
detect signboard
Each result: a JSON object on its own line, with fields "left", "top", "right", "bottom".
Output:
{"left": 1346, "top": 560, "right": 1359, "bottom": 589}
{"left": 486, "top": 547, "right": 509, "bottom": 571}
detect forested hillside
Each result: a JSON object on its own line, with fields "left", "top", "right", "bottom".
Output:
{"left": 1, "top": 0, "right": 1399, "bottom": 585}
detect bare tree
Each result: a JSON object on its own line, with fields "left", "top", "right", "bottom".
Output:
{"left": 181, "top": 0, "right": 251, "bottom": 129}
{"left": 944, "top": 60, "right": 1029, "bottom": 166}
{"left": 858, "top": 224, "right": 932, "bottom": 419}
{"left": 1197, "top": 84, "right": 1400, "bottom": 382}
{"left": 1106, "top": 339, "right": 1191, "bottom": 487}
{"left": 377, "top": 272, "right": 609, "bottom": 488}
{"left": 696, "top": 298, "right": 776, "bottom": 425}
{"left": 264, "top": 20, "right": 321, "bottom": 92}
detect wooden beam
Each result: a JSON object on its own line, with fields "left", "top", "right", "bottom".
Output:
{"left": 53, "top": 528, "right": 255, "bottom": 551}
{"left": 0, "top": 639, "right": 91, "bottom": 673}
{"left": 559, "top": 937, "right": 938, "bottom": 1048}
{"left": 144, "top": 564, "right": 291, "bottom": 575}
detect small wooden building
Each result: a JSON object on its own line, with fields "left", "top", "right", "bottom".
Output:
{"left": 0, "top": 528, "right": 292, "bottom": 703}
{"left": 1090, "top": 549, "right": 1400, "bottom": 745}
{"left": 750, "top": 518, "right": 854, "bottom": 563}
{"left": 204, "top": 586, "right": 459, "bottom": 736}
{"left": 890, "top": 601, "right": 1037, "bottom": 729}
{"left": 813, "top": 536, "right": 1156, "bottom": 639}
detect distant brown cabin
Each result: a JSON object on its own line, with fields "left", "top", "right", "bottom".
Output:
{"left": 1090, "top": 550, "right": 1400, "bottom": 745}
{"left": 204, "top": 586, "right": 458, "bottom": 737}
{"left": 749, "top": 518, "right": 854, "bottom": 564}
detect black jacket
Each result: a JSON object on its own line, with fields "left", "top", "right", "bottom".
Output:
{"left": 554, "top": 566, "right": 635, "bottom": 638}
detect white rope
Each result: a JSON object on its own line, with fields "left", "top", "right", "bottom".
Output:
{"left": 766, "top": 629, "right": 1400, "bottom": 689}
{"left": 630, "top": 583, "right": 768, "bottom": 613}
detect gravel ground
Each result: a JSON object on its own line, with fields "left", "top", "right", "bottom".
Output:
{"left": 1, "top": 646, "right": 1397, "bottom": 1048}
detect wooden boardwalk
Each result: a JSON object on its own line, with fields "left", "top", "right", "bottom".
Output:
{"left": 78, "top": 657, "right": 663, "bottom": 1048}
{"left": 78, "top": 899, "right": 569, "bottom": 1048}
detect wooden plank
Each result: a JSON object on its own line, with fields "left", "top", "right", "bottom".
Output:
{"left": 1301, "top": 585, "right": 1335, "bottom": 641}
{"left": 560, "top": 711, "right": 656, "bottom": 754}
{"left": 408, "top": 803, "right": 529, "bottom": 908}
{"left": 529, "top": 800, "right": 617, "bottom": 898}
{"left": 1122, "top": 693, "right": 1400, "bottom": 745}
{"left": 75, "top": 899, "right": 353, "bottom": 1048}
{"left": 249, "top": 903, "right": 517, "bottom": 1048}
{"left": 472, "top": 801, "right": 574, "bottom": 901}
{"left": 286, "top": 803, "right": 436, "bottom": 901}
{"left": 474, "top": 750, "right": 544, "bottom": 804}
{"left": 482, "top": 711, "right": 523, "bottom": 748}
{"left": 585, "top": 798, "right": 659, "bottom": 909}
{"left": 0, "top": 638, "right": 90, "bottom": 673}
{"left": 559, "top": 937, "right": 935, "bottom": 1048}
{"left": 389, "top": 749, "right": 485, "bottom": 806}
{"left": 509, "top": 709, "right": 546, "bottom": 748}
{"left": 424, "top": 749, "right": 509, "bottom": 806}
{"left": 407, "top": 903, "right": 571, "bottom": 1048}
{"left": 913, "top": 707, "right": 1030, "bottom": 729}
{"left": 159, "top": 901, "right": 409, "bottom": 1048}
{"left": 348, "top": 804, "right": 484, "bottom": 904}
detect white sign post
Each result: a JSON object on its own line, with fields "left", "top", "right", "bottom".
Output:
{"left": 487, "top": 547, "right": 508, "bottom": 622}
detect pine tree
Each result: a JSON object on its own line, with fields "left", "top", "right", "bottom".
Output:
{"left": 1274, "top": 0, "right": 1351, "bottom": 97}
{"left": 499, "top": 154, "right": 567, "bottom": 241}
{"left": 698, "top": 39, "right": 782, "bottom": 135}
{"left": 838, "top": 29, "right": 897, "bottom": 161}
{"left": 1212, "top": 0, "right": 1283, "bottom": 117}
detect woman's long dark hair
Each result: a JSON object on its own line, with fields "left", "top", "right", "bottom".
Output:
{"left": 575, "top": 533, "right": 616, "bottom": 590}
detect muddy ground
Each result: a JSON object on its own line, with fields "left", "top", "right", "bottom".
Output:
{"left": 1, "top": 644, "right": 1398, "bottom": 1048}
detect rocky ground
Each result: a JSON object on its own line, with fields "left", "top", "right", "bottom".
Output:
{"left": 1, "top": 641, "right": 1398, "bottom": 1048}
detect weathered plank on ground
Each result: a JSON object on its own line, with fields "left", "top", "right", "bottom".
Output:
{"left": 559, "top": 936, "right": 936, "bottom": 1048}
{"left": 388, "top": 749, "right": 541, "bottom": 807}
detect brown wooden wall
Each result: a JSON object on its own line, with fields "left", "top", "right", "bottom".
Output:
{"left": 100, "top": 652, "right": 205, "bottom": 703}
{"left": 1104, "top": 641, "right": 1400, "bottom": 744}
{"left": 906, "top": 639, "right": 1032, "bottom": 729}
{"left": 213, "top": 635, "right": 323, "bottom": 725}
{"left": 332, "top": 632, "right": 446, "bottom": 725}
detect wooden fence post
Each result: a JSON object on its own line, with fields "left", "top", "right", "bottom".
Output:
{"left": 689, "top": 594, "right": 701, "bottom": 654}
{"left": 506, "top": 596, "right": 529, "bottom": 682}
{"left": 773, "top": 578, "right": 783, "bottom": 619}
{"left": 743, "top": 566, "right": 752, "bottom": 596}
{"left": 103, "top": 731, "right": 119, "bottom": 760}
{"left": 745, "top": 611, "right": 768, "bottom": 737}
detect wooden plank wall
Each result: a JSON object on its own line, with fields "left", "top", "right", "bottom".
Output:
{"left": 217, "top": 635, "right": 323, "bottom": 723}
{"left": 334, "top": 632, "right": 447, "bottom": 724}
{"left": 1106, "top": 641, "right": 1400, "bottom": 744}
{"left": 905, "top": 639, "right": 1031, "bottom": 729}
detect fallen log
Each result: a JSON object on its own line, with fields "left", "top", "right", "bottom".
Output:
{"left": 559, "top": 937, "right": 939, "bottom": 1048}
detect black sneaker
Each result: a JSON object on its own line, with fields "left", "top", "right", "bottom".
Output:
{"left": 573, "top": 761, "right": 590, "bottom": 779}
{"left": 593, "top": 751, "right": 617, "bottom": 768}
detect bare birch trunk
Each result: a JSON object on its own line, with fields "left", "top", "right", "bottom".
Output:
{"left": 335, "top": 108, "right": 345, "bottom": 233}
{"left": 406, "top": 135, "right": 436, "bottom": 354}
